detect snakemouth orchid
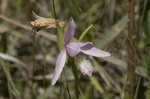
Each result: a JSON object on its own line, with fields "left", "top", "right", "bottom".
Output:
{"left": 52, "top": 18, "right": 111, "bottom": 85}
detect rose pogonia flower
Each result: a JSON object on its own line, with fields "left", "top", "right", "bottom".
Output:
{"left": 52, "top": 18, "right": 111, "bottom": 85}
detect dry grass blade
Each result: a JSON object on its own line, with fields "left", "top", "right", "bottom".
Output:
{"left": 0, "top": 24, "right": 9, "bottom": 33}
{"left": 95, "top": 15, "right": 128, "bottom": 48}
{"left": 103, "top": 56, "right": 147, "bottom": 78}
{"left": 0, "top": 53, "right": 26, "bottom": 67}
{"left": 90, "top": 57, "right": 122, "bottom": 93}
{"left": 0, "top": 0, "right": 8, "bottom": 13}
{"left": 0, "top": 60, "right": 20, "bottom": 97}
{"left": 0, "top": 14, "right": 57, "bottom": 41}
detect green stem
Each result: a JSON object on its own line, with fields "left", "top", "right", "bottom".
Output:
{"left": 69, "top": 57, "right": 80, "bottom": 99}
{"left": 78, "top": 24, "right": 93, "bottom": 42}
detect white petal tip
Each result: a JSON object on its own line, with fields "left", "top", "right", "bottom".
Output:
{"left": 51, "top": 81, "right": 56, "bottom": 85}
{"left": 104, "top": 52, "right": 111, "bottom": 57}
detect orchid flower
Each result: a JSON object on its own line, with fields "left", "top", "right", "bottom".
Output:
{"left": 51, "top": 18, "right": 111, "bottom": 85}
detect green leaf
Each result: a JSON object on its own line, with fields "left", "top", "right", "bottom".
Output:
{"left": 90, "top": 77, "right": 104, "bottom": 94}
{"left": 0, "top": 60, "right": 20, "bottom": 97}
{"left": 145, "top": 81, "right": 150, "bottom": 99}
{"left": 79, "top": 24, "right": 93, "bottom": 41}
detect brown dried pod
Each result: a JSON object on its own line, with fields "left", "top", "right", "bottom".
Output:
{"left": 31, "top": 12, "right": 65, "bottom": 31}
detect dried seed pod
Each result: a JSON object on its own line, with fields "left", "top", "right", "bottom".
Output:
{"left": 31, "top": 12, "right": 65, "bottom": 31}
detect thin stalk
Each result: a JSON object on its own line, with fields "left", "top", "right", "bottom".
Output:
{"left": 52, "top": 0, "right": 56, "bottom": 19}
{"left": 66, "top": 85, "right": 72, "bottom": 99}
{"left": 49, "top": 0, "right": 57, "bottom": 18}
{"left": 134, "top": 77, "right": 141, "bottom": 99}
{"left": 128, "top": 0, "right": 135, "bottom": 99}
{"left": 31, "top": 32, "right": 38, "bottom": 99}
{"left": 42, "top": 64, "right": 46, "bottom": 88}
{"left": 1, "top": 32, "right": 8, "bottom": 53}
{"left": 69, "top": 57, "right": 80, "bottom": 99}
{"left": 51, "top": 1, "right": 70, "bottom": 99}
{"left": 78, "top": 24, "right": 93, "bottom": 42}
{"left": 32, "top": 33, "right": 38, "bottom": 77}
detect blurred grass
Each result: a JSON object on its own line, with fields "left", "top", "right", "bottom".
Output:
{"left": 39, "top": 85, "right": 54, "bottom": 99}
{"left": 15, "top": 0, "right": 22, "bottom": 11}
{"left": 90, "top": 77, "right": 104, "bottom": 94}
{"left": 0, "top": 60, "right": 20, "bottom": 98}
{"left": 0, "top": 0, "right": 149, "bottom": 99}
{"left": 95, "top": 15, "right": 128, "bottom": 48}
{"left": 143, "top": 0, "right": 150, "bottom": 98}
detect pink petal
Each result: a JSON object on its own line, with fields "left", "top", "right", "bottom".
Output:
{"left": 52, "top": 48, "right": 67, "bottom": 85}
{"left": 81, "top": 47, "right": 111, "bottom": 57}
{"left": 80, "top": 42, "right": 93, "bottom": 50}
{"left": 66, "top": 42, "right": 82, "bottom": 57}
{"left": 64, "top": 18, "right": 76, "bottom": 45}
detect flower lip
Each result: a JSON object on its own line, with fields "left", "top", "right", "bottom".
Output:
{"left": 66, "top": 42, "right": 82, "bottom": 57}
{"left": 78, "top": 57, "right": 93, "bottom": 76}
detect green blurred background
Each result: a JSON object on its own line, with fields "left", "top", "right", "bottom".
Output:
{"left": 0, "top": 0, "right": 150, "bottom": 99}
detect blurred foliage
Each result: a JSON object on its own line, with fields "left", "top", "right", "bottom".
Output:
{"left": 0, "top": 0, "right": 149, "bottom": 99}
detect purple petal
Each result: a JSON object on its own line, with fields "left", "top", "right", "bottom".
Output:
{"left": 66, "top": 42, "right": 82, "bottom": 57}
{"left": 80, "top": 42, "right": 93, "bottom": 50}
{"left": 81, "top": 47, "right": 111, "bottom": 57}
{"left": 64, "top": 18, "right": 76, "bottom": 45}
{"left": 52, "top": 48, "right": 67, "bottom": 85}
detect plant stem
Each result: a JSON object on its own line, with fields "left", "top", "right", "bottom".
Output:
{"left": 69, "top": 57, "right": 80, "bottom": 99}
{"left": 52, "top": 0, "right": 56, "bottom": 19}
{"left": 128, "top": 0, "right": 135, "bottom": 99}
